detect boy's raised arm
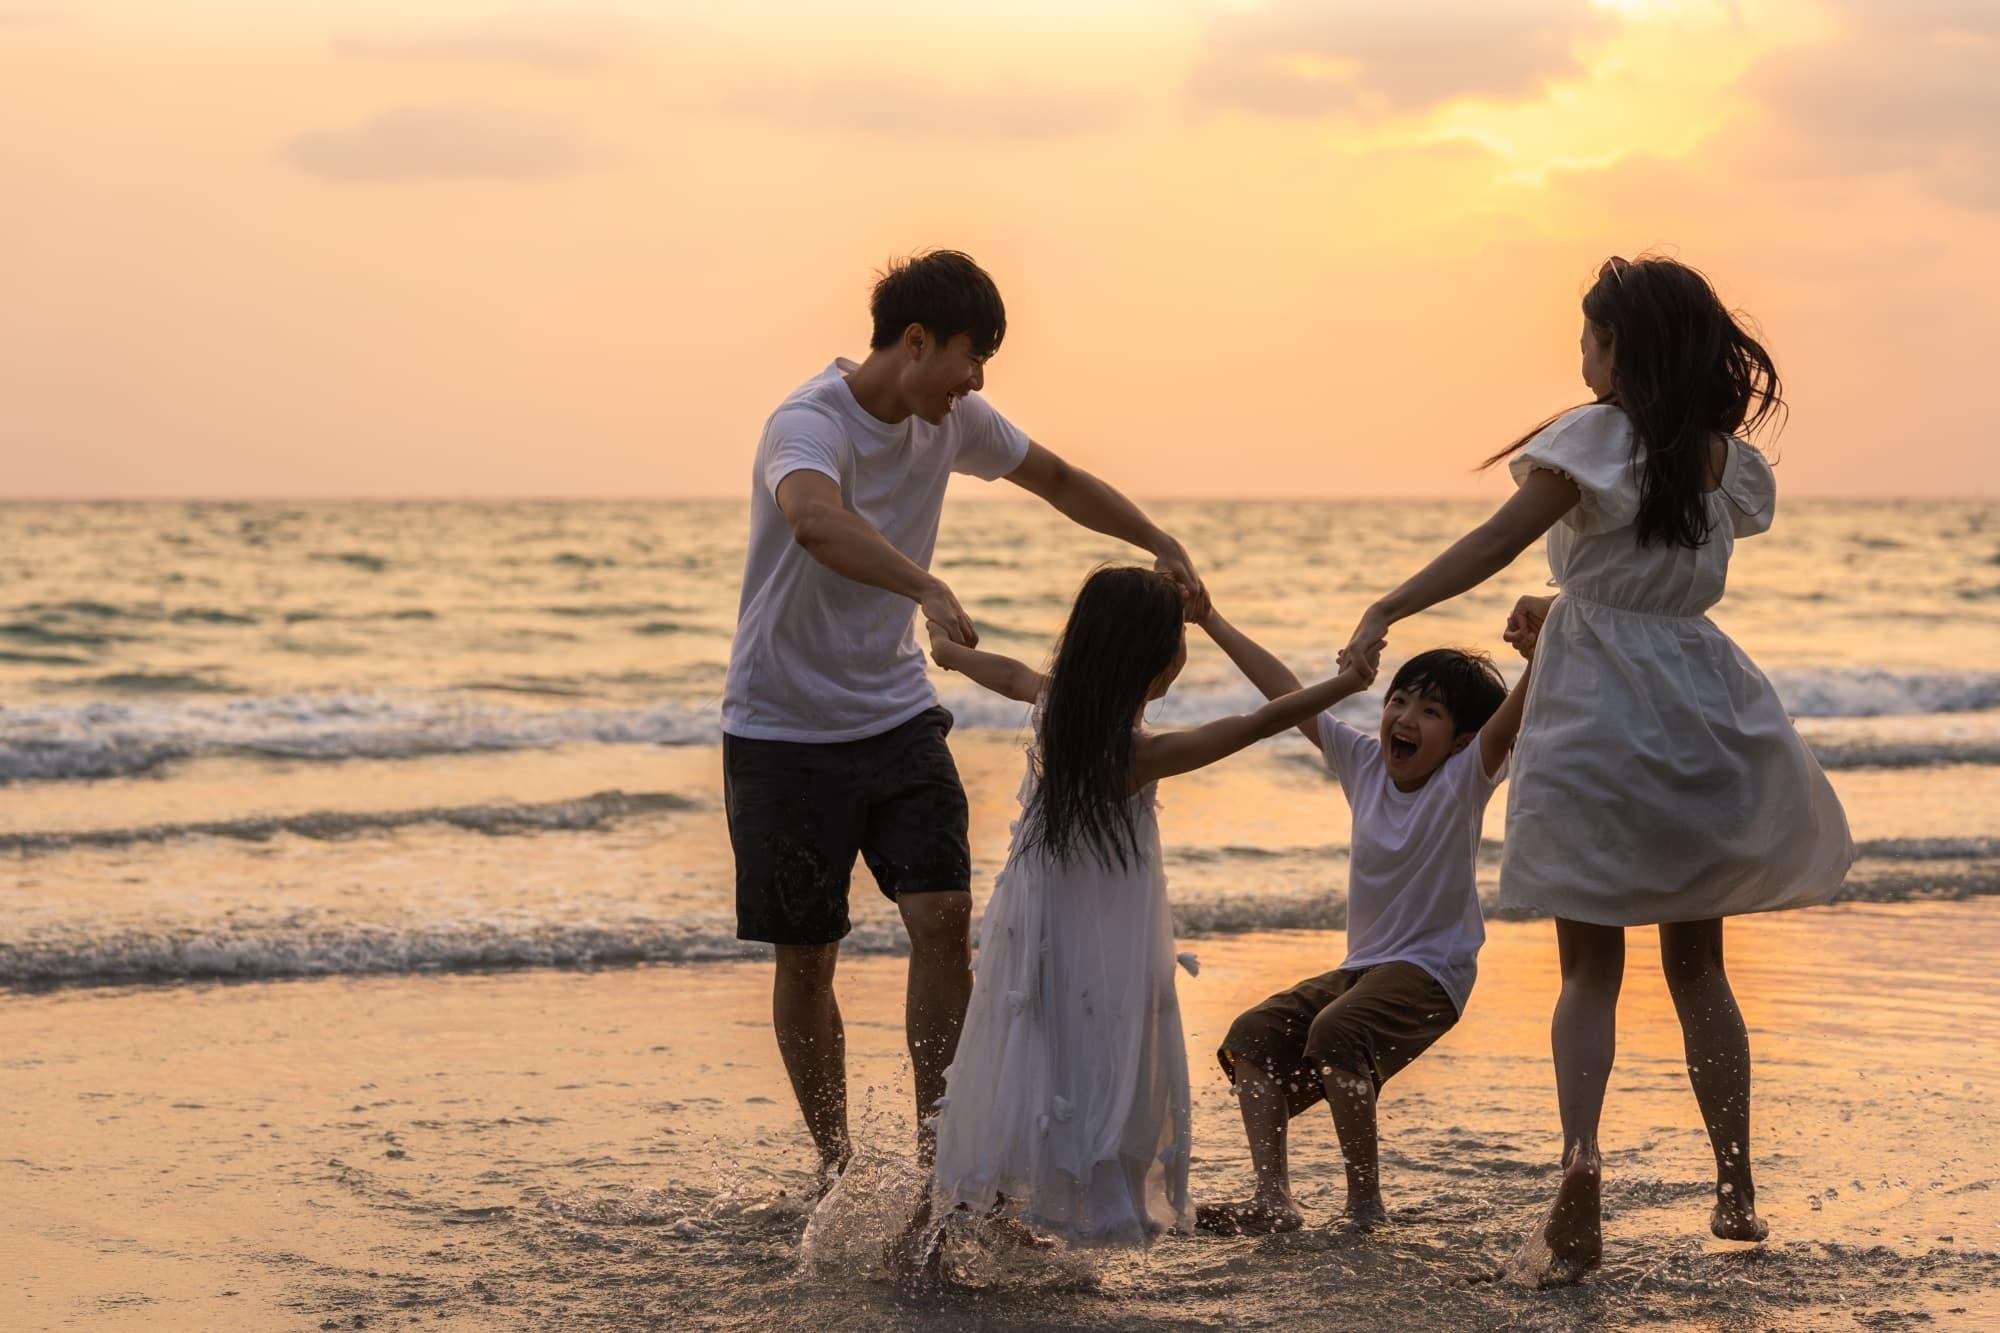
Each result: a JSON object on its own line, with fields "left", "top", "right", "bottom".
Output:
{"left": 1479, "top": 652, "right": 1536, "bottom": 779}
{"left": 926, "top": 620, "right": 1046, "bottom": 705}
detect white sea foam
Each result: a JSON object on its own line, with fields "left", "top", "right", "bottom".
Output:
{"left": 5, "top": 848, "right": 1992, "bottom": 987}
{"left": 5, "top": 667, "right": 1998, "bottom": 783}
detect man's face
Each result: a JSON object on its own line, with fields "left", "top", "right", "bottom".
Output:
{"left": 904, "top": 329, "right": 988, "bottom": 425}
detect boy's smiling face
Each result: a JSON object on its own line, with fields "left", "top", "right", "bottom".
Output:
{"left": 1379, "top": 685, "right": 1472, "bottom": 790}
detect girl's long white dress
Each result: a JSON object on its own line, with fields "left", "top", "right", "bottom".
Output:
{"left": 1499, "top": 405, "right": 1855, "bottom": 925}
{"left": 929, "top": 771, "right": 1193, "bottom": 1246}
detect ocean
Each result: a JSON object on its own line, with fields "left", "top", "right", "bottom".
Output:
{"left": 2, "top": 496, "right": 1996, "bottom": 985}
{"left": 4, "top": 496, "right": 1998, "bottom": 1330}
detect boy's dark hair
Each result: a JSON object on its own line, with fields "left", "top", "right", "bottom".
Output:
{"left": 1023, "top": 566, "right": 1185, "bottom": 871}
{"left": 1485, "top": 253, "right": 1785, "bottom": 550}
{"left": 1387, "top": 649, "right": 1507, "bottom": 736}
{"left": 869, "top": 250, "right": 1007, "bottom": 360}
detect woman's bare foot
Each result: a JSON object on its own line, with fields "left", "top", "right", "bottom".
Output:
{"left": 1195, "top": 1197, "right": 1304, "bottom": 1237}
{"left": 1542, "top": 1149, "right": 1602, "bottom": 1281}
{"left": 1711, "top": 1180, "right": 1768, "bottom": 1241}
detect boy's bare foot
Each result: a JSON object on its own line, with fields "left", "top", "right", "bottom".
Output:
{"left": 1542, "top": 1149, "right": 1603, "bottom": 1280}
{"left": 1711, "top": 1182, "right": 1768, "bottom": 1242}
{"left": 1340, "top": 1196, "right": 1389, "bottom": 1233}
{"left": 1195, "top": 1198, "right": 1304, "bottom": 1236}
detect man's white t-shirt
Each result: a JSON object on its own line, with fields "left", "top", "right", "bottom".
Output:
{"left": 1317, "top": 715, "right": 1506, "bottom": 1014}
{"left": 721, "top": 359, "right": 1031, "bottom": 743}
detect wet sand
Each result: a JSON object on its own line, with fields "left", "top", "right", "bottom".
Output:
{"left": 5, "top": 900, "right": 1998, "bottom": 1330}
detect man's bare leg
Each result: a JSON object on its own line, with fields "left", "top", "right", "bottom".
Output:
{"left": 899, "top": 891, "right": 972, "bottom": 1167}
{"left": 1196, "top": 1063, "right": 1304, "bottom": 1235}
{"left": 774, "top": 942, "right": 850, "bottom": 1180}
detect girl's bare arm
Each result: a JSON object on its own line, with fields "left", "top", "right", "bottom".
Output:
{"left": 1201, "top": 607, "right": 1370, "bottom": 751}
{"left": 1131, "top": 664, "right": 1375, "bottom": 788}
{"left": 926, "top": 621, "right": 1046, "bottom": 705}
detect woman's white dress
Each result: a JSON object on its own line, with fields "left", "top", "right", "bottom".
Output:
{"left": 1499, "top": 404, "right": 1855, "bottom": 925}
{"left": 930, "top": 770, "right": 1193, "bottom": 1246}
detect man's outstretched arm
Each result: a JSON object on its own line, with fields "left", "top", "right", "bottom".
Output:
{"left": 775, "top": 469, "right": 977, "bottom": 645}
{"left": 1004, "top": 442, "right": 1207, "bottom": 616}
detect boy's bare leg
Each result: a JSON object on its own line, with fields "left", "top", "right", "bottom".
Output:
{"left": 1195, "top": 1063, "right": 1303, "bottom": 1235}
{"left": 773, "top": 943, "right": 851, "bottom": 1181}
{"left": 900, "top": 891, "right": 973, "bottom": 1168}
{"left": 1323, "top": 1063, "right": 1388, "bottom": 1229}
{"left": 1545, "top": 917, "right": 1624, "bottom": 1274}
{"left": 1659, "top": 918, "right": 1767, "bottom": 1242}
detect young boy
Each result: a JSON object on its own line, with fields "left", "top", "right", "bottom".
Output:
{"left": 1194, "top": 607, "right": 1532, "bottom": 1234}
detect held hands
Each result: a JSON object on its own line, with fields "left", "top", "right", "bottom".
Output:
{"left": 1339, "top": 605, "right": 1391, "bottom": 682}
{"left": 924, "top": 617, "right": 963, "bottom": 669}
{"left": 1153, "top": 539, "right": 1211, "bottom": 624}
{"left": 919, "top": 578, "right": 977, "bottom": 648}
{"left": 1503, "top": 594, "right": 1553, "bottom": 662}
{"left": 1340, "top": 637, "right": 1386, "bottom": 688}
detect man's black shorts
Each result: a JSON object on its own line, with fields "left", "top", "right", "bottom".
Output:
{"left": 724, "top": 706, "right": 972, "bottom": 946}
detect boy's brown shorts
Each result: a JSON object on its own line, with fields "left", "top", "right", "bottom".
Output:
{"left": 1217, "top": 962, "right": 1458, "bottom": 1119}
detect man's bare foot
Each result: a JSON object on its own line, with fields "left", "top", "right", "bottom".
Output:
{"left": 1195, "top": 1198, "right": 1304, "bottom": 1237}
{"left": 1340, "top": 1196, "right": 1389, "bottom": 1233}
{"left": 1542, "top": 1149, "right": 1602, "bottom": 1280}
{"left": 1711, "top": 1182, "right": 1768, "bottom": 1242}
{"left": 805, "top": 1153, "right": 849, "bottom": 1204}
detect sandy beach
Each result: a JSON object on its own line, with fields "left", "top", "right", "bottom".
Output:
{"left": 6, "top": 898, "right": 1997, "bottom": 1330}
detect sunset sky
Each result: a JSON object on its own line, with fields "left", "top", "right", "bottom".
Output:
{"left": 3, "top": 0, "right": 1994, "bottom": 499}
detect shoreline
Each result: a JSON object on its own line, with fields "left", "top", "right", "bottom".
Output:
{"left": 5, "top": 900, "right": 1997, "bottom": 1329}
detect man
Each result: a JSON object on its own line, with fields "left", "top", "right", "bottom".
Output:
{"left": 722, "top": 249, "right": 1205, "bottom": 1184}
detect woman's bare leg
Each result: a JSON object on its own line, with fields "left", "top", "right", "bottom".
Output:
{"left": 1659, "top": 918, "right": 1766, "bottom": 1241}
{"left": 1545, "top": 917, "right": 1625, "bottom": 1273}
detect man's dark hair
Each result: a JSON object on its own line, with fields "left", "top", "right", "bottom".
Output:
{"left": 1387, "top": 648, "right": 1508, "bottom": 736}
{"left": 869, "top": 250, "right": 1007, "bottom": 359}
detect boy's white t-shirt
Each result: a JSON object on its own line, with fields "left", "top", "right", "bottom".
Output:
{"left": 1317, "top": 714, "right": 1505, "bottom": 1015}
{"left": 721, "top": 359, "right": 1031, "bottom": 743}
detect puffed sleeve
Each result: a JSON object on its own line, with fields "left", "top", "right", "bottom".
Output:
{"left": 1718, "top": 438, "right": 1777, "bottom": 538}
{"left": 1507, "top": 404, "right": 1641, "bottom": 536}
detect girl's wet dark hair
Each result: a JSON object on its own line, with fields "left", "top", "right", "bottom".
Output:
{"left": 868, "top": 249, "right": 1007, "bottom": 360}
{"left": 1487, "top": 255, "right": 1785, "bottom": 549}
{"left": 1023, "top": 566, "right": 1185, "bottom": 870}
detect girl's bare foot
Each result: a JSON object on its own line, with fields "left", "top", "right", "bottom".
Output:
{"left": 1711, "top": 1180, "right": 1768, "bottom": 1241}
{"left": 1542, "top": 1149, "right": 1602, "bottom": 1281}
{"left": 1195, "top": 1198, "right": 1304, "bottom": 1236}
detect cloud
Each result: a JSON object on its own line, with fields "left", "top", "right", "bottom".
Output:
{"left": 334, "top": 10, "right": 639, "bottom": 71}
{"left": 729, "top": 70, "right": 1126, "bottom": 140}
{"left": 282, "top": 105, "right": 598, "bottom": 182}
{"left": 1752, "top": 3, "right": 2000, "bottom": 210}
{"left": 1188, "top": 0, "right": 1617, "bottom": 118}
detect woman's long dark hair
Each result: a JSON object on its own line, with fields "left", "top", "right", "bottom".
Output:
{"left": 1021, "top": 566, "right": 1185, "bottom": 870}
{"left": 1486, "top": 255, "right": 1785, "bottom": 549}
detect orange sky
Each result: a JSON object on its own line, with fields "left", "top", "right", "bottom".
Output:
{"left": 3, "top": 1, "right": 1995, "bottom": 499}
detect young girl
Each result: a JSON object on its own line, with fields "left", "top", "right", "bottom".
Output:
{"left": 1340, "top": 256, "right": 1853, "bottom": 1279}
{"left": 923, "top": 565, "right": 1377, "bottom": 1249}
